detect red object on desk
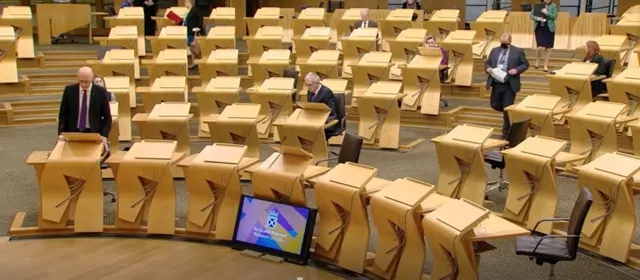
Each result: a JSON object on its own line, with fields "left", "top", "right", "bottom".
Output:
{"left": 166, "top": 11, "right": 183, "bottom": 25}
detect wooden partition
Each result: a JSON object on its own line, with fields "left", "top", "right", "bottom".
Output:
{"left": 554, "top": 12, "right": 571, "bottom": 50}
{"left": 424, "top": 1, "right": 465, "bottom": 28}
{"left": 569, "top": 13, "right": 607, "bottom": 50}
{"left": 505, "top": 12, "right": 535, "bottom": 49}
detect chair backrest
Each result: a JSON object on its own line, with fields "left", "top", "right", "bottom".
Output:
{"left": 521, "top": 4, "right": 532, "bottom": 11}
{"left": 506, "top": 118, "right": 530, "bottom": 148}
{"left": 604, "top": 59, "right": 615, "bottom": 78}
{"left": 566, "top": 187, "right": 593, "bottom": 258}
{"left": 338, "top": 132, "right": 363, "bottom": 164}
{"left": 283, "top": 68, "right": 298, "bottom": 89}
{"left": 334, "top": 93, "right": 346, "bottom": 129}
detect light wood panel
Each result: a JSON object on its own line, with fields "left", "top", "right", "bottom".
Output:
{"left": 0, "top": 237, "right": 343, "bottom": 280}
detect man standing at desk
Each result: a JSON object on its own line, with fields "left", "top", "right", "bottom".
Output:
{"left": 57, "top": 67, "right": 112, "bottom": 147}
{"left": 304, "top": 72, "right": 340, "bottom": 138}
{"left": 484, "top": 32, "right": 529, "bottom": 138}
{"left": 354, "top": 9, "right": 377, "bottom": 28}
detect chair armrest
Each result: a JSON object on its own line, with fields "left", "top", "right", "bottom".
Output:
{"left": 315, "top": 157, "right": 338, "bottom": 165}
{"left": 324, "top": 119, "right": 338, "bottom": 129}
{"left": 330, "top": 151, "right": 339, "bottom": 156}
{"left": 531, "top": 218, "right": 570, "bottom": 234}
{"left": 532, "top": 234, "right": 579, "bottom": 254}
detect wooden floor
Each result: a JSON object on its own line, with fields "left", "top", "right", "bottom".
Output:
{"left": 0, "top": 237, "right": 344, "bottom": 280}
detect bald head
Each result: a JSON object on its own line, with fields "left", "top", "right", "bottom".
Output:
{"left": 77, "top": 67, "right": 94, "bottom": 91}
{"left": 360, "top": 9, "right": 369, "bottom": 20}
{"left": 500, "top": 32, "right": 512, "bottom": 44}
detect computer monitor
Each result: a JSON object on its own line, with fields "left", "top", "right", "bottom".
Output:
{"left": 232, "top": 195, "right": 317, "bottom": 265}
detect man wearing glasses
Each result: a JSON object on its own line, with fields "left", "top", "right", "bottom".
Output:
{"left": 304, "top": 72, "right": 339, "bottom": 138}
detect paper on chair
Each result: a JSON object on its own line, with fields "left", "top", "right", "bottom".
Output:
{"left": 490, "top": 68, "right": 507, "bottom": 83}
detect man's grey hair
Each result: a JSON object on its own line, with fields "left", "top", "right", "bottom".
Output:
{"left": 304, "top": 72, "right": 321, "bottom": 83}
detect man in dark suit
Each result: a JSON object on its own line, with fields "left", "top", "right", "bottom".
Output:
{"left": 354, "top": 8, "right": 377, "bottom": 28}
{"left": 304, "top": 72, "right": 340, "bottom": 138}
{"left": 484, "top": 32, "right": 529, "bottom": 138}
{"left": 58, "top": 67, "right": 112, "bottom": 147}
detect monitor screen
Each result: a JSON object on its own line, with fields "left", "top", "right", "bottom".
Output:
{"left": 232, "top": 196, "right": 316, "bottom": 264}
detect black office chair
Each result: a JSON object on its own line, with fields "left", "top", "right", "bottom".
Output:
{"left": 325, "top": 93, "right": 346, "bottom": 139}
{"left": 521, "top": 4, "right": 533, "bottom": 12}
{"left": 283, "top": 68, "right": 299, "bottom": 102}
{"left": 99, "top": 146, "right": 116, "bottom": 203}
{"left": 316, "top": 132, "right": 363, "bottom": 166}
{"left": 515, "top": 187, "right": 593, "bottom": 280}
{"left": 485, "top": 118, "right": 531, "bottom": 192}
{"left": 593, "top": 59, "right": 615, "bottom": 100}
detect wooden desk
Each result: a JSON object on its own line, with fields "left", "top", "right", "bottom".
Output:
{"left": 0, "top": 6, "right": 34, "bottom": 58}
{"left": 35, "top": 4, "right": 93, "bottom": 45}
{"left": 197, "top": 49, "right": 239, "bottom": 87}
{"left": 0, "top": 27, "right": 18, "bottom": 83}
{"left": 351, "top": 51, "right": 393, "bottom": 104}
{"left": 100, "top": 26, "right": 141, "bottom": 78}
{"left": 356, "top": 81, "right": 403, "bottom": 149}
{"left": 249, "top": 49, "right": 291, "bottom": 88}
{"left": 139, "top": 76, "right": 188, "bottom": 113}
{"left": 379, "top": 9, "right": 415, "bottom": 52}
{"left": 441, "top": 30, "right": 476, "bottom": 86}
{"left": 471, "top": 10, "right": 508, "bottom": 59}
{"left": 198, "top": 26, "right": 236, "bottom": 58}
{"left": 400, "top": 52, "right": 443, "bottom": 115}
{"left": 150, "top": 26, "right": 188, "bottom": 56}
{"left": 388, "top": 28, "right": 426, "bottom": 79}
{"left": 207, "top": 7, "right": 236, "bottom": 27}
{"left": 424, "top": 9, "right": 460, "bottom": 43}
{"left": 294, "top": 27, "right": 331, "bottom": 65}
{"left": 145, "top": 49, "right": 189, "bottom": 85}
{"left": 341, "top": 27, "right": 378, "bottom": 78}
{"left": 104, "top": 76, "right": 134, "bottom": 141}
{"left": 293, "top": 8, "right": 326, "bottom": 37}
{"left": 105, "top": 7, "right": 145, "bottom": 55}
{"left": 193, "top": 76, "right": 242, "bottom": 137}
{"left": 151, "top": 7, "right": 187, "bottom": 36}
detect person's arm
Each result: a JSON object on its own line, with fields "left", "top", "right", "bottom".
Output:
{"left": 484, "top": 49, "right": 494, "bottom": 72}
{"left": 546, "top": 4, "right": 557, "bottom": 20}
{"left": 440, "top": 47, "right": 448, "bottom": 65}
{"left": 529, "top": 10, "right": 537, "bottom": 21}
{"left": 100, "top": 90, "right": 112, "bottom": 137}
{"left": 515, "top": 48, "right": 530, "bottom": 74}
{"left": 595, "top": 55, "right": 607, "bottom": 75}
{"left": 57, "top": 86, "right": 70, "bottom": 135}
{"left": 324, "top": 90, "right": 338, "bottom": 121}
{"left": 416, "top": 3, "right": 421, "bottom": 9}
{"left": 402, "top": 2, "right": 408, "bottom": 8}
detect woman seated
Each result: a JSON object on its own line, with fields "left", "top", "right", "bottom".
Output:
{"left": 183, "top": 0, "right": 205, "bottom": 68}
{"left": 583, "top": 40, "right": 607, "bottom": 97}
{"left": 424, "top": 35, "right": 449, "bottom": 82}
{"left": 93, "top": 76, "right": 116, "bottom": 102}
{"left": 402, "top": 0, "right": 421, "bottom": 9}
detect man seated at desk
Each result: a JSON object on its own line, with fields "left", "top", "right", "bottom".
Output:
{"left": 304, "top": 72, "right": 339, "bottom": 138}
{"left": 355, "top": 8, "right": 377, "bottom": 28}
{"left": 57, "top": 67, "right": 112, "bottom": 151}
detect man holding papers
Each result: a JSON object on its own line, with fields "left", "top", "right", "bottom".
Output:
{"left": 484, "top": 32, "right": 529, "bottom": 138}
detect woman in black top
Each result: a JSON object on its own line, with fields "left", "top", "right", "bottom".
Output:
{"left": 584, "top": 40, "right": 607, "bottom": 97}
{"left": 402, "top": 0, "right": 421, "bottom": 9}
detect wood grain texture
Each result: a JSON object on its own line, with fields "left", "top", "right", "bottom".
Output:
{"left": 0, "top": 238, "right": 343, "bottom": 280}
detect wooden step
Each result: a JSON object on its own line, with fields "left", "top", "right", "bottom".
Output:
{"left": 11, "top": 114, "right": 57, "bottom": 125}
{"left": 42, "top": 50, "right": 97, "bottom": 57}
{"left": 12, "top": 107, "right": 59, "bottom": 118}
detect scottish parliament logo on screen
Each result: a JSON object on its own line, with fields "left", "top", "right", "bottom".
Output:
{"left": 235, "top": 197, "right": 310, "bottom": 255}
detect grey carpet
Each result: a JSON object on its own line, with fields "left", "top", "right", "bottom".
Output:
{"left": 1, "top": 123, "right": 640, "bottom": 280}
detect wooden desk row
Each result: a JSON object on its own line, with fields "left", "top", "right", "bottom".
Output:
{"left": 14, "top": 134, "right": 529, "bottom": 280}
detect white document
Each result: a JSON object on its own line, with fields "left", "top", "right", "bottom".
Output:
{"left": 490, "top": 68, "right": 507, "bottom": 83}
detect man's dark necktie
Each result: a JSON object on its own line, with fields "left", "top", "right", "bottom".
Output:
{"left": 78, "top": 90, "right": 88, "bottom": 131}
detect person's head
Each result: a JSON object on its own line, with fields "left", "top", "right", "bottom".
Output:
{"left": 93, "top": 76, "right": 106, "bottom": 89}
{"left": 360, "top": 9, "right": 369, "bottom": 20}
{"left": 543, "top": 0, "right": 552, "bottom": 3}
{"left": 586, "top": 40, "right": 600, "bottom": 57}
{"left": 407, "top": 0, "right": 415, "bottom": 5}
{"left": 500, "top": 32, "right": 512, "bottom": 49}
{"left": 184, "top": 0, "right": 193, "bottom": 9}
{"left": 77, "top": 67, "right": 94, "bottom": 91}
{"left": 425, "top": 35, "right": 436, "bottom": 47}
{"left": 304, "top": 72, "right": 322, "bottom": 93}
